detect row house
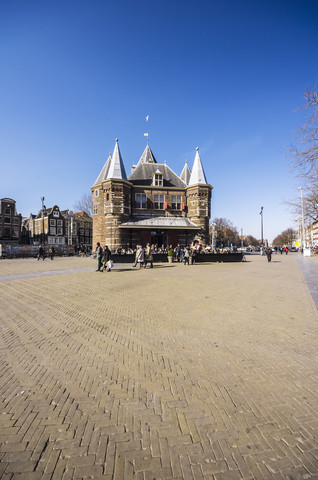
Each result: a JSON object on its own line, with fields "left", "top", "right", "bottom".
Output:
{"left": 0, "top": 198, "right": 22, "bottom": 244}
{"left": 23, "top": 206, "right": 92, "bottom": 248}
{"left": 91, "top": 139, "right": 212, "bottom": 250}
{"left": 312, "top": 221, "right": 318, "bottom": 246}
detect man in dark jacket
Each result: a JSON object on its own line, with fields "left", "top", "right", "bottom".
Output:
{"left": 95, "top": 242, "right": 103, "bottom": 271}
{"left": 265, "top": 246, "right": 272, "bottom": 262}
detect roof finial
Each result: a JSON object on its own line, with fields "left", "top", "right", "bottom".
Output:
{"left": 196, "top": 147, "right": 199, "bottom": 151}
{"left": 115, "top": 138, "right": 118, "bottom": 143}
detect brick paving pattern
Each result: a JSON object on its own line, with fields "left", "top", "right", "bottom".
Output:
{"left": 1, "top": 254, "right": 318, "bottom": 479}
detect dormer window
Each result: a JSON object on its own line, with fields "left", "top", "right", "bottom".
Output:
{"left": 153, "top": 170, "right": 163, "bottom": 187}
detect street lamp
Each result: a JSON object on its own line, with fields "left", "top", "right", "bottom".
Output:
{"left": 259, "top": 207, "right": 264, "bottom": 246}
{"left": 211, "top": 222, "right": 216, "bottom": 250}
{"left": 41, "top": 196, "right": 45, "bottom": 245}
{"left": 68, "top": 210, "right": 73, "bottom": 245}
{"left": 297, "top": 187, "right": 305, "bottom": 250}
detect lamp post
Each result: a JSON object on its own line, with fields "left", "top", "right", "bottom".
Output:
{"left": 297, "top": 187, "right": 305, "bottom": 251}
{"left": 211, "top": 222, "right": 216, "bottom": 250}
{"left": 259, "top": 207, "right": 264, "bottom": 246}
{"left": 68, "top": 210, "right": 73, "bottom": 245}
{"left": 41, "top": 196, "right": 45, "bottom": 245}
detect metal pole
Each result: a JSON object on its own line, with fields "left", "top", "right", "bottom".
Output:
{"left": 260, "top": 207, "right": 263, "bottom": 246}
{"left": 71, "top": 216, "right": 73, "bottom": 245}
{"left": 41, "top": 196, "right": 45, "bottom": 245}
{"left": 211, "top": 223, "right": 216, "bottom": 250}
{"left": 298, "top": 187, "right": 305, "bottom": 250}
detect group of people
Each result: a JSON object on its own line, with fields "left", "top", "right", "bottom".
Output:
{"left": 95, "top": 243, "right": 112, "bottom": 272}
{"left": 74, "top": 245, "right": 91, "bottom": 257}
{"left": 37, "top": 245, "right": 55, "bottom": 260}
{"left": 168, "top": 244, "right": 200, "bottom": 265}
{"left": 133, "top": 243, "right": 154, "bottom": 268}
{"left": 95, "top": 242, "right": 203, "bottom": 270}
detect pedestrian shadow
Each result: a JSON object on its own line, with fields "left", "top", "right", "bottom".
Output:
{"left": 113, "top": 264, "right": 176, "bottom": 272}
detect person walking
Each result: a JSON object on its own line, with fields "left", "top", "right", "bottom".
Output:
{"left": 132, "top": 246, "right": 139, "bottom": 267}
{"left": 49, "top": 246, "right": 55, "bottom": 260}
{"left": 38, "top": 245, "right": 45, "bottom": 261}
{"left": 265, "top": 246, "right": 272, "bottom": 262}
{"left": 144, "top": 243, "right": 154, "bottom": 268}
{"left": 95, "top": 242, "right": 103, "bottom": 271}
{"left": 136, "top": 245, "right": 145, "bottom": 268}
{"left": 183, "top": 246, "right": 190, "bottom": 265}
{"left": 102, "top": 245, "right": 112, "bottom": 272}
{"left": 175, "top": 244, "right": 181, "bottom": 262}
{"left": 191, "top": 244, "right": 197, "bottom": 265}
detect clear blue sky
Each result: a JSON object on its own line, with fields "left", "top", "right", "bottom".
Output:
{"left": 1, "top": 0, "right": 317, "bottom": 242}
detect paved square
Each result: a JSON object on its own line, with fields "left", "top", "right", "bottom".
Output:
{"left": 1, "top": 254, "right": 318, "bottom": 479}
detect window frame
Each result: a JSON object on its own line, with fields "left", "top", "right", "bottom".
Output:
{"left": 135, "top": 193, "right": 147, "bottom": 209}
{"left": 154, "top": 194, "right": 165, "bottom": 210}
{"left": 153, "top": 173, "right": 163, "bottom": 187}
{"left": 172, "top": 195, "right": 182, "bottom": 210}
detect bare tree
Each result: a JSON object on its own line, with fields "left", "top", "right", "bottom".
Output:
{"left": 288, "top": 86, "right": 318, "bottom": 175}
{"left": 73, "top": 193, "right": 92, "bottom": 217}
{"left": 211, "top": 217, "right": 240, "bottom": 247}
{"left": 272, "top": 228, "right": 297, "bottom": 246}
{"left": 287, "top": 85, "right": 318, "bottom": 224}
{"left": 245, "top": 235, "right": 261, "bottom": 247}
{"left": 287, "top": 169, "right": 318, "bottom": 223}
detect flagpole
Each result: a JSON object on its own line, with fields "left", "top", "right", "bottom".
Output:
{"left": 145, "top": 115, "right": 149, "bottom": 146}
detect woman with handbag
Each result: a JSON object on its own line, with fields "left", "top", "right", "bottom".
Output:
{"left": 102, "top": 245, "right": 112, "bottom": 272}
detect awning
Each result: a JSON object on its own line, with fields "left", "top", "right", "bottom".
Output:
{"left": 119, "top": 216, "right": 200, "bottom": 230}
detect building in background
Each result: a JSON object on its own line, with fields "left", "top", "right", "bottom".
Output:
{"left": 22, "top": 206, "right": 92, "bottom": 249}
{"left": 0, "top": 198, "right": 22, "bottom": 244}
{"left": 91, "top": 139, "right": 212, "bottom": 250}
{"left": 61, "top": 210, "right": 92, "bottom": 250}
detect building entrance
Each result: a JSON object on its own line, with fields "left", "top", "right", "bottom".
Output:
{"left": 150, "top": 231, "right": 166, "bottom": 248}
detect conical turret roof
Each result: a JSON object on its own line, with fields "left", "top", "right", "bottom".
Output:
{"left": 188, "top": 147, "right": 208, "bottom": 185}
{"left": 180, "top": 161, "right": 191, "bottom": 185}
{"left": 136, "top": 144, "right": 157, "bottom": 167}
{"left": 107, "top": 139, "right": 127, "bottom": 180}
{"left": 93, "top": 153, "right": 112, "bottom": 186}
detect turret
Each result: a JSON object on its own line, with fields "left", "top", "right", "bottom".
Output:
{"left": 186, "top": 148, "right": 212, "bottom": 245}
{"left": 91, "top": 139, "right": 131, "bottom": 250}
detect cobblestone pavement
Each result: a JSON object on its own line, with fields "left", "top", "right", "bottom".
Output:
{"left": 1, "top": 254, "right": 318, "bottom": 480}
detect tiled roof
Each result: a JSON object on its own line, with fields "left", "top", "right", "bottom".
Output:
{"left": 180, "top": 161, "right": 191, "bottom": 185}
{"left": 107, "top": 139, "right": 127, "bottom": 180}
{"left": 136, "top": 145, "right": 157, "bottom": 166}
{"left": 128, "top": 163, "right": 186, "bottom": 188}
{"left": 93, "top": 153, "right": 111, "bottom": 186}
{"left": 188, "top": 148, "right": 208, "bottom": 185}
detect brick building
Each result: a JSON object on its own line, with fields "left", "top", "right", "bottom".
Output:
{"left": 23, "top": 206, "right": 92, "bottom": 248}
{"left": 64, "top": 211, "right": 93, "bottom": 249}
{"left": 91, "top": 139, "right": 212, "bottom": 250}
{"left": 0, "top": 198, "right": 22, "bottom": 244}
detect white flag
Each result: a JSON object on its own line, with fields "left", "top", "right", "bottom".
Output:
{"left": 144, "top": 133, "right": 148, "bottom": 136}
{"left": 146, "top": 115, "right": 149, "bottom": 122}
